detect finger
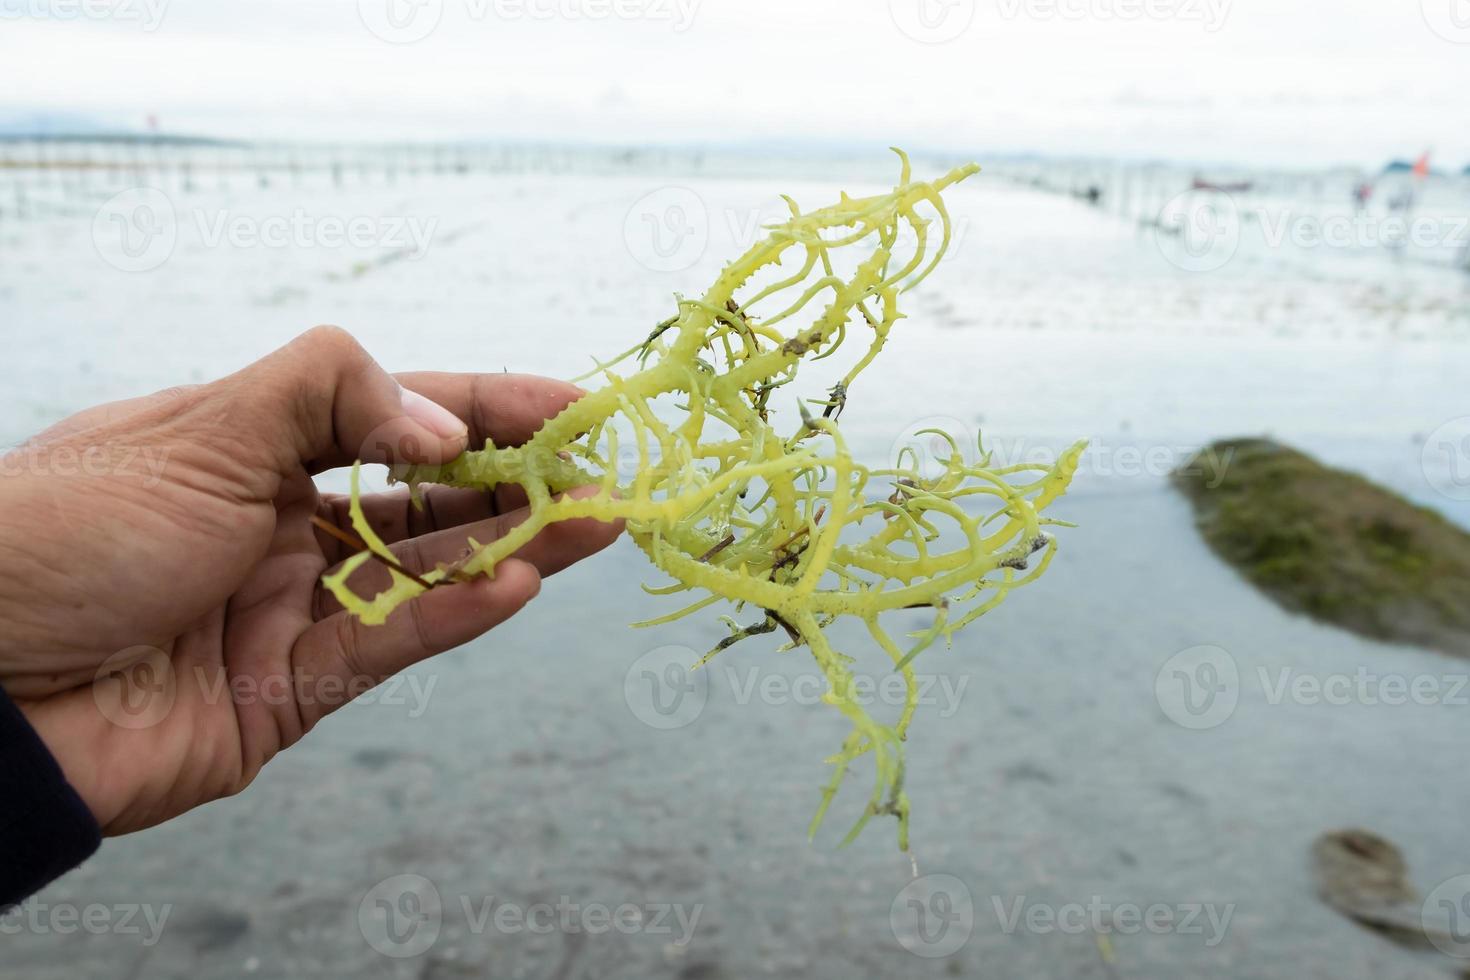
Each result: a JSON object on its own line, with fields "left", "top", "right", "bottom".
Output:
{"left": 391, "top": 371, "right": 584, "bottom": 450}
{"left": 290, "top": 559, "right": 541, "bottom": 729}
{"left": 315, "top": 486, "right": 622, "bottom": 617}
{"left": 317, "top": 482, "right": 528, "bottom": 556}
{"left": 213, "top": 326, "right": 470, "bottom": 477}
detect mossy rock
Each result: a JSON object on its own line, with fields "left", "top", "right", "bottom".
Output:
{"left": 1174, "top": 438, "right": 1470, "bottom": 657}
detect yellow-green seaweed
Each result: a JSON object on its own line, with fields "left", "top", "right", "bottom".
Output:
{"left": 324, "top": 152, "right": 1085, "bottom": 850}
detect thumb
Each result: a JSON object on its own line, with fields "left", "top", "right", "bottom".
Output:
{"left": 222, "top": 325, "right": 469, "bottom": 474}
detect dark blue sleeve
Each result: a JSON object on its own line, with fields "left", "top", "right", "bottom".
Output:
{"left": 0, "top": 686, "right": 101, "bottom": 908}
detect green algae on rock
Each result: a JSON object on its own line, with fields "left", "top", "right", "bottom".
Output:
{"left": 1174, "top": 439, "right": 1470, "bottom": 656}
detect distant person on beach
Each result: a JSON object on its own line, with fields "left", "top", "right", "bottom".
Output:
{"left": 0, "top": 327, "right": 622, "bottom": 905}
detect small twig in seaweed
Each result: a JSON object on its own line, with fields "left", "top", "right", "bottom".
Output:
{"left": 310, "top": 515, "right": 440, "bottom": 592}
{"left": 698, "top": 533, "right": 736, "bottom": 563}
{"left": 821, "top": 382, "right": 847, "bottom": 420}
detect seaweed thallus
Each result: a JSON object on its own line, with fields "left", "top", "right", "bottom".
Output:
{"left": 323, "top": 154, "right": 1084, "bottom": 849}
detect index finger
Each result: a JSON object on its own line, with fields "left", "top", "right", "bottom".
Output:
{"left": 392, "top": 372, "right": 585, "bottom": 451}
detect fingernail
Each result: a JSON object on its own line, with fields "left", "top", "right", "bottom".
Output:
{"left": 401, "top": 387, "right": 468, "bottom": 440}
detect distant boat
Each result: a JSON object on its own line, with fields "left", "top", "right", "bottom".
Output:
{"left": 1191, "top": 177, "right": 1253, "bottom": 193}
{"left": 1381, "top": 154, "right": 1439, "bottom": 179}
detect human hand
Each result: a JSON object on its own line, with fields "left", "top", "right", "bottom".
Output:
{"left": 0, "top": 326, "right": 621, "bottom": 834}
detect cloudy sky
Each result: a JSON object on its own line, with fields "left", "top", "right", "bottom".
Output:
{"left": 4, "top": 0, "right": 1469, "bottom": 168}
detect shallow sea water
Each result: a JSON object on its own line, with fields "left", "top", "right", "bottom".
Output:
{"left": 3, "top": 161, "right": 1470, "bottom": 978}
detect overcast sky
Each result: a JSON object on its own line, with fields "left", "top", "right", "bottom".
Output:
{"left": 4, "top": 0, "right": 1469, "bottom": 168}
